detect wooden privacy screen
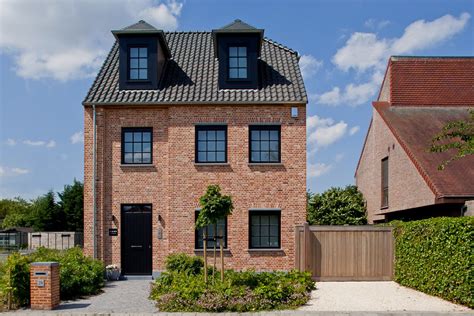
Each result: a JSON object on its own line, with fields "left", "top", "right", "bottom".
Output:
{"left": 295, "top": 224, "right": 394, "bottom": 281}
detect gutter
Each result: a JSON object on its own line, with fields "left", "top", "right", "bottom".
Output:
{"left": 82, "top": 100, "right": 308, "bottom": 107}
{"left": 92, "top": 104, "right": 97, "bottom": 259}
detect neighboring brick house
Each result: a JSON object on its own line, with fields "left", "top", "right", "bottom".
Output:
{"left": 356, "top": 56, "right": 474, "bottom": 224}
{"left": 82, "top": 20, "right": 307, "bottom": 276}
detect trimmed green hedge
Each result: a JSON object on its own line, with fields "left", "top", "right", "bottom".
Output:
{"left": 391, "top": 217, "right": 473, "bottom": 308}
{"left": 0, "top": 247, "right": 104, "bottom": 309}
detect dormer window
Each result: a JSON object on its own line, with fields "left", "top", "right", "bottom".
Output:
{"left": 229, "top": 46, "right": 247, "bottom": 79}
{"left": 112, "top": 20, "right": 171, "bottom": 90}
{"left": 129, "top": 47, "right": 148, "bottom": 80}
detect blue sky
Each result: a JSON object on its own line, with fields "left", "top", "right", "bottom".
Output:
{"left": 0, "top": 0, "right": 473, "bottom": 199}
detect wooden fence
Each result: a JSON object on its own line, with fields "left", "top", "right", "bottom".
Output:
{"left": 28, "top": 232, "right": 84, "bottom": 250}
{"left": 295, "top": 224, "right": 394, "bottom": 281}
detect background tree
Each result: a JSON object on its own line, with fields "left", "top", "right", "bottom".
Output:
{"left": 57, "top": 179, "right": 84, "bottom": 231}
{"left": 430, "top": 109, "right": 474, "bottom": 170}
{"left": 29, "top": 190, "right": 64, "bottom": 231}
{"left": 307, "top": 185, "right": 367, "bottom": 225}
{"left": 0, "top": 198, "right": 32, "bottom": 228}
{"left": 195, "top": 184, "right": 233, "bottom": 282}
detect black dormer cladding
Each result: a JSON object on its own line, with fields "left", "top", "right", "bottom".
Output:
{"left": 112, "top": 20, "right": 170, "bottom": 91}
{"left": 212, "top": 19, "right": 264, "bottom": 90}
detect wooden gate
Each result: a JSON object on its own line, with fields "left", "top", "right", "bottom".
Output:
{"left": 295, "top": 224, "right": 394, "bottom": 281}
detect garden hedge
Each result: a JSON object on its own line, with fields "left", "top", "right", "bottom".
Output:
{"left": 0, "top": 247, "right": 104, "bottom": 309}
{"left": 391, "top": 217, "right": 473, "bottom": 308}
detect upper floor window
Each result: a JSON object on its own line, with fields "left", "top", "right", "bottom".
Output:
{"left": 228, "top": 46, "right": 247, "bottom": 79}
{"left": 381, "top": 157, "right": 389, "bottom": 208}
{"left": 195, "top": 210, "right": 227, "bottom": 249}
{"left": 129, "top": 47, "right": 148, "bottom": 80}
{"left": 195, "top": 125, "right": 227, "bottom": 163}
{"left": 249, "top": 125, "right": 281, "bottom": 163}
{"left": 249, "top": 210, "right": 281, "bottom": 249}
{"left": 122, "top": 127, "right": 152, "bottom": 164}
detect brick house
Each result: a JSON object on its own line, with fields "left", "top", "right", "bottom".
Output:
{"left": 82, "top": 20, "right": 307, "bottom": 276}
{"left": 356, "top": 56, "right": 474, "bottom": 224}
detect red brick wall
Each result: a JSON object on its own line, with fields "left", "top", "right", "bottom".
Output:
{"left": 84, "top": 104, "right": 306, "bottom": 272}
{"left": 30, "top": 263, "right": 60, "bottom": 310}
{"left": 356, "top": 109, "right": 435, "bottom": 223}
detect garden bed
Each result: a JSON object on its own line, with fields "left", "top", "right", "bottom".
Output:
{"left": 150, "top": 253, "right": 315, "bottom": 312}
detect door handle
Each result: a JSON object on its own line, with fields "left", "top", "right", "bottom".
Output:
{"left": 131, "top": 245, "right": 142, "bottom": 248}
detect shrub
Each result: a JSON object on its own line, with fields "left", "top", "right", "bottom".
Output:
{"left": 391, "top": 217, "right": 473, "bottom": 308}
{"left": 165, "top": 253, "right": 203, "bottom": 275}
{"left": 0, "top": 247, "right": 104, "bottom": 309}
{"left": 307, "top": 185, "right": 367, "bottom": 225}
{"left": 151, "top": 254, "right": 315, "bottom": 312}
{"left": 0, "top": 252, "right": 30, "bottom": 308}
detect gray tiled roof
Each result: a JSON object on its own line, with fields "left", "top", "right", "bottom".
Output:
{"left": 83, "top": 32, "right": 307, "bottom": 105}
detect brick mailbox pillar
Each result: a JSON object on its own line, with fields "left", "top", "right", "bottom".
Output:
{"left": 30, "top": 262, "right": 60, "bottom": 310}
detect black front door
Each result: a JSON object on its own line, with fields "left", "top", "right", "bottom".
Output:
{"left": 121, "top": 204, "right": 152, "bottom": 275}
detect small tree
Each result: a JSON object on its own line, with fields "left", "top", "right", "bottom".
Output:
{"left": 430, "top": 109, "right": 474, "bottom": 170}
{"left": 195, "top": 185, "right": 233, "bottom": 282}
{"left": 58, "top": 179, "right": 84, "bottom": 232}
{"left": 307, "top": 185, "right": 367, "bottom": 225}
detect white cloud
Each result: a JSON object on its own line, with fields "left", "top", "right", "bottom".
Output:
{"left": 299, "top": 55, "right": 323, "bottom": 79}
{"left": 70, "top": 131, "right": 84, "bottom": 144}
{"left": 46, "top": 140, "right": 56, "bottom": 148}
{"left": 364, "top": 18, "right": 390, "bottom": 30}
{"left": 308, "top": 163, "right": 333, "bottom": 178}
{"left": 392, "top": 12, "right": 470, "bottom": 54}
{"left": 5, "top": 138, "right": 16, "bottom": 146}
{"left": 335, "top": 153, "right": 344, "bottom": 162}
{"left": 349, "top": 126, "right": 360, "bottom": 135}
{"left": 318, "top": 13, "right": 469, "bottom": 107}
{"left": 11, "top": 168, "right": 29, "bottom": 175}
{"left": 0, "top": 0, "right": 183, "bottom": 81}
{"left": 307, "top": 115, "right": 348, "bottom": 148}
{"left": 23, "top": 139, "right": 56, "bottom": 148}
{"left": 315, "top": 80, "right": 379, "bottom": 106}
{"left": 333, "top": 13, "right": 470, "bottom": 73}
{"left": 0, "top": 166, "right": 29, "bottom": 177}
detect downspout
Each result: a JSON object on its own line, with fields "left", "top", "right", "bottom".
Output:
{"left": 92, "top": 104, "right": 97, "bottom": 259}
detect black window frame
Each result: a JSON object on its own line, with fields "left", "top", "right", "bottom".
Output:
{"left": 194, "top": 210, "right": 228, "bottom": 249}
{"left": 248, "top": 210, "right": 281, "bottom": 249}
{"left": 249, "top": 125, "right": 281, "bottom": 163}
{"left": 121, "top": 127, "right": 153, "bottom": 165}
{"left": 128, "top": 46, "right": 149, "bottom": 81}
{"left": 381, "top": 157, "right": 389, "bottom": 208}
{"left": 227, "top": 45, "right": 248, "bottom": 81}
{"left": 195, "top": 125, "right": 228, "bottom": 163}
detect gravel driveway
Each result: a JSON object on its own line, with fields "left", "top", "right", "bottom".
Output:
{"left": 299, "top": 281, "right": 472, "bottom": 312}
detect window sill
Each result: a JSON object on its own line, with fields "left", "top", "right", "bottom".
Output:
{"left": 248, "top": 163, "right": 283, "bottom": 166}
{"left": 120, "top": 164, "right": 154, "bottom": 167}
{"left": 194, "top": 163, "right": 230, "bottom": 166}
{"left": 380, "top": 206, "right": 389, "bottom": 210}
{"left": 126, "top": 80, "right": 151, "bottom": 83}
{"left": 194, "top": 249, "right": 231, "bottom": 253}
{"left": 247, "top": 248, "right": 282, "bottom": 252}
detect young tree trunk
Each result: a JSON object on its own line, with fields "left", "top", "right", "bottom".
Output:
{"left": 213, "top": 223, "right": 217, "bottom": 280}
{"left": 219, "top": 227, "right": 224, "bottom": 282}
{"left": 203, "top": 228, "right": 208, "bottom": 283}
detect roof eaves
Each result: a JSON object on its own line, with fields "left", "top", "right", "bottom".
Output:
{"left": 82, "top": 100, "right": 307, "bottom": 107}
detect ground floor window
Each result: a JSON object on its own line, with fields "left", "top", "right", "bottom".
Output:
{"left": 249, "top": 210, "right": 281, "bottom": 249}
{"left": 195, "top": 210, "right": 227, "bottom": 249}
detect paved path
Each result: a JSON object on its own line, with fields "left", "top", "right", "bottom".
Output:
{"left": 15, "top": 280, "right": 473, "bottom": 315}
{"left": 17, "top": 279, "right": 157, "bottom": 314}
{"left": 299, "top": 281, "right": 472, "bottom": 313}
